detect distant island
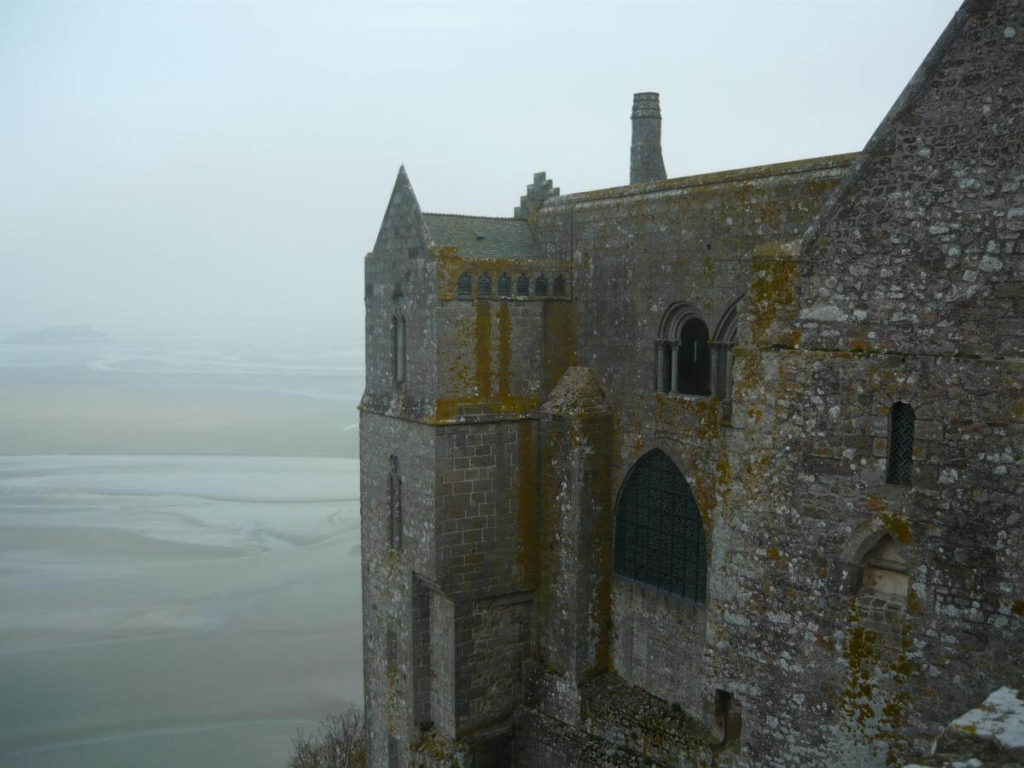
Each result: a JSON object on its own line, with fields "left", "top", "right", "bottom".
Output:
{"left": 4, "top": 325, "right": 108, "bottom": 344}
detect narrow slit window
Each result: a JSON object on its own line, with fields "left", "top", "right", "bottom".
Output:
{"left": 388, "top": 456, "right": 402, "bottom": 550}
{"left": 392, "top": 315, "right": 406, "bottom": 385}
{"left": 886, "top": 402, "right": 915, "bottom": 485}
{"left": 391, "top": 315, "right": 399, "bottom": 385}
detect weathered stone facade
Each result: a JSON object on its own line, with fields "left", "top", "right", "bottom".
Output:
{"left": 359, "top": 2, "right": 1023, "bottom": 765}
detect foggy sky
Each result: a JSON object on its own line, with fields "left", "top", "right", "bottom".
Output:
{"left": 0, "top": 0, "right": 962, "bottom": 339}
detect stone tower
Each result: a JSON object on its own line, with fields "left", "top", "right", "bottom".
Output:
{"left": 360, "top": 165, "right": 577, "bottom": 765}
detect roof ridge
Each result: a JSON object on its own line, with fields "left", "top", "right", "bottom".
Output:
{"left": 423, "top": 212, "right": 520, "bottom": 221}
{"left": 549, "top": 152, "right": 858, "bottom": 206}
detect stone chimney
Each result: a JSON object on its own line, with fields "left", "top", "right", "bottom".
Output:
{"left": 630, "top": 92, "right": 667, "bottom": 185}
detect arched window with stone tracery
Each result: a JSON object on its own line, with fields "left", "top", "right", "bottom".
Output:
{"left": 656, "top": 303, "right": 710, "bottom": 396}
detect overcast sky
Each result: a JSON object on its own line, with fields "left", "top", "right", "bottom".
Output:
{"left": 0, "top": 0, "right": 962, "bottom": 339}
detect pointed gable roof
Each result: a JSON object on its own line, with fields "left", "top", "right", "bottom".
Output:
{"left": 372, "top": 165, "right": 430, "bottom": 257}
{"left": 793, "top": 0, "right": 1024, "bottom": 356}
{"left": 802, "top": 0, "right": 1018, "bottom": 256}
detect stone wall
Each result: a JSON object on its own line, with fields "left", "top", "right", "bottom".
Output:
{"left": 721, "top": 2, "right": 1024, "bottom": 763}
{"left": 536, "top": 154, "right": 856, "bottom": 404}
{"left": 361, "top": 412, "right": 441, "bottom": 765}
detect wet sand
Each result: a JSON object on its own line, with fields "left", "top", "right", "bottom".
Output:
{"left": 0, "top": 387, "right": 364, "bottom": 768}
{"left": 0, "top": 387, "right": 359, "bottom": 458}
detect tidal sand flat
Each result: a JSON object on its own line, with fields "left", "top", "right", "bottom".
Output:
{"left": 0, "top": 333, "right": 364, "bottom": 767}
{"left": 0, "top": 333, "right": 366, "bottom": 765}
{"left": 0, "top": 455, "right": 363, "bottom": 768}
{"left": 0, "top": 387, "right": 359, "bottom": 458}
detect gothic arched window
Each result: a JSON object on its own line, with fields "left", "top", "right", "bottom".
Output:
{"left": 553, "top": 274, "right": 566, "bottom": 297}
{"left": 478, "top": 273, "right": 492, "bottom": 297}
{"left": 886, "top": 402, "right": 915, "bottom": 485}
{"left": 457, "top": 272, "right": 473, "bottom": 298}
{"left": 516, "top": 274, "right": 530, "bottom": 297}
{"left": 388, "top": 456, "right": 402, "bottom": 550}
{"left": 498, "top": 273, "right": 512, "bottom": 297}
{"left": 614, "top": 450, "right": 706, "bottom": 602}
{"left": 535, "top": 274, "right": 548, "bottom": 297}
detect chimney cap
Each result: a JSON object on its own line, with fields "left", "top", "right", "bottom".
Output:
{"left": 632, "top": 92, "right": 661, "bottom": 120}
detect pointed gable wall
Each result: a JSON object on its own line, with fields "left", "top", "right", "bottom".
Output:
{"left": 363, "top": 167, "right": 440, "bottom": 413}
{"left": 795, "top": 0, "right": 1023, "bottom": 357}
{"left": 371, "top": 165, "right": 430, "bottom": 260}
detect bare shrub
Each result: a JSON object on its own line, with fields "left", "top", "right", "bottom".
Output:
{"left": 288, "top": 707, "right": 366, "bottom": 768}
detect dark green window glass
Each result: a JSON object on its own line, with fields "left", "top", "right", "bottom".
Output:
{"left": 614, "top": 450, "right": 707, "bottom": 602}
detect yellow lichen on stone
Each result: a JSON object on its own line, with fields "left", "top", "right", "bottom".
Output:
{"left": 749, "top": 241, "right": 801, "bottom": 347}
{"left": 880, "top": 513, "right": 914, "bottom": 546}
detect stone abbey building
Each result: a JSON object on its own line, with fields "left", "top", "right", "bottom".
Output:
{"left": 359, "top": 2, "right": 1023, "bottom": 765}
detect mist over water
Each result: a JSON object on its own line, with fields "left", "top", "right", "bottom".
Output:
{"left": 0, "top": 326, "right": 363, "bottom": 400}
{"left": 0, "top": 325, "right": 364, "bottom": 768}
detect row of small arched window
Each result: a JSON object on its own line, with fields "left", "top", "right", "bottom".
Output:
{"left": 457, "top": 272, "right": 567, "bottom": 299}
